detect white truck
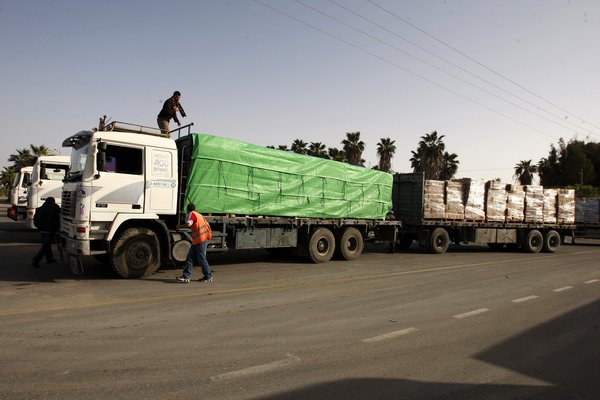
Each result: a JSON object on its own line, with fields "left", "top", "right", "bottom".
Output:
{"left": 25, "top": 155, "right": 70, "bottom": 229}
{"left": 59, "top": 120, "right": 400, "bottom": 278}
{"left": 6, "top": 166, "right": 32, "bottom": 221}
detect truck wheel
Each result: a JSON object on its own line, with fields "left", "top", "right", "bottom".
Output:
{"left": 523, "top": 229, "right": 543, "bottom": 253}
{"left": 429, "top": 228, "right": 450, "bottom": 254}
{"left": 335, "top": 227, "right": 364, "bottom": 261}
{"left": 111, "top": 227, "right": 160, "bottom": 278}
{"left": 543, "top": 230, "right": 561, "bottom": 253}
{"left": 308, "top": 227, "right": 335, "bottom": 263}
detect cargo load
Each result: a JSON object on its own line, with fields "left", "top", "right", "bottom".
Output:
{"left": 186, "top": 134, "right": 393, "bottom": 219}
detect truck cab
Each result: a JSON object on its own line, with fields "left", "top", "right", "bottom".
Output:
{"left": 25, "top": 156, "right": 70, "bottom": 229}
{"left": 6, "top": 166, "right": 32, "bottom": 221}
{"left": 60, "top": 122, "right": 180, "bottom": 278}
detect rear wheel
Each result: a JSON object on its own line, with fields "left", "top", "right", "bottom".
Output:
{"left": 307, "top": 227, "right": 335, "bottom": 263}
{"left": 523, "top": 229, "right": 543, "bottom": 253}
{"left": 111, "top": 227, "right": 160, "bottom": 278}
{"left": 429, "top": 228, "right": 450, "bottom": 254}
{"left": 335, "top": 227, "right": 364, "bottom": 261}
{"left": 543, "top": 230, "right": 561, "bottom": 253}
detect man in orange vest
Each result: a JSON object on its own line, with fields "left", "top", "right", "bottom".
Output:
{"left": 176, "top": 203, "right": 213, "bottom": 283}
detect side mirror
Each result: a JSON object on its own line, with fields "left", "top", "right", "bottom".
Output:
{"left": 97, "top": 142, "right": 107, "bottom": 172}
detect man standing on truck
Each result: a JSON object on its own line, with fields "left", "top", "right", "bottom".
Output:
{"left": 157, "top": 90, "right": 186, "bottom": 135}
{"left": 31, "top": 197, "right": 60, "bottom": 267}
{"left": 176, "top": 203, "right": 213, "bottom": 283}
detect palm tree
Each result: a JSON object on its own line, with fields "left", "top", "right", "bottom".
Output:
{"left": 30, "top": 145, "right": 51, "bottom": 157}
{"left": 308, "top": 142, "right": 329, "bottom": 159}
{"left": 514, "top": 160, "right": 538, "bottom": 185}
{"left": 342, "top": 132, "right": 365, "bottom": 166}
{"left": 291, "top": 139, "right": 308, "bottom": 155}
{"left": 410, "top": 131, "right": 446, "bottom": 179}
{"left": 328, "top": 147, "right": 346, "bottom": 162}
{"left": 0, "top": 166, "right": 16, "bottom": 196}
{"left": 277, "top": 145, "right": 289, "bottom": 151}
{"left": 376, "top": 138, "right": 396, "bottom": 173}
{"left": 439, "top": 152, "right": 459, "bottom": 180}
{"left": 8, "top": 148, "right": 34, "bottom": 169}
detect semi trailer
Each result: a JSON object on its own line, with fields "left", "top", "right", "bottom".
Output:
{"left": 6, "top": 166, "right": 32, "bottom": 221}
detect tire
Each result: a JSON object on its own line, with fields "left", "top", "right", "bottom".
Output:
{"left": 110, "top": 227, "right": 160, "bottom": 278}
{"left": 307, "top": 227, "right": 335, "bottom": 263}
{"left": 335, "top": 227, "right": 364, "bottom": 261}
{"left": 429, "top": 227, "right": 450, "bottom": 254}
{"left": 543, "top": 230, "right": 561, "bottom": 253}
{"left": 523, "top": 229, "right": 543, "bottom": 253}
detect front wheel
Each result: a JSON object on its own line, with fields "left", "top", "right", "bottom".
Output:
{"left": 307, "top": 227, "right": 335, "bottom": 263}
{"left": 111, "top": 227, "right": 160, "bottom": 278}
{"left": 429, "top": 227, "right": 450, "bottom": 254}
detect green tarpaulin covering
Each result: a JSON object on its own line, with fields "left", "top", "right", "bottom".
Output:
{"left": 186, "top": 134, "right": 393, "bottom": 219}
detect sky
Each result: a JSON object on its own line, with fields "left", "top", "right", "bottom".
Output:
{"left": 1, "top": 0, "right": 599, "bottom": 182}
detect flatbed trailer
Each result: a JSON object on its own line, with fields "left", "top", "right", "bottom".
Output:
{"left": 392, "top": 173, "right": 576, "bottom": 254}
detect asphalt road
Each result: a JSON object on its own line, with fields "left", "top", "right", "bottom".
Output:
{"left": 0, "top": 204, "right": 599, "bottom": 399}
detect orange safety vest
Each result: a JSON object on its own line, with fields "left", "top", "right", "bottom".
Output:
{"left": 190, "top": 211, "right": 212, "bottom": 244}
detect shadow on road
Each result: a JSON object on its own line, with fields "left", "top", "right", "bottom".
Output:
{"left": 251, "top": 300, "right": 600, "bottom": 400}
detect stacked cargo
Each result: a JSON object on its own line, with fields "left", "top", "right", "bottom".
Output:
{"left": 525, "top": 185, "right": 544, "bottom": 223}
{"left": 463, "top": 179, "right": 486, "bottom": 221}
{"left": 557, "top": 189, "right": 575, "bottom": 224}
{"left": 486, "top": 181, "right": 507, "bottom": 222}
{"left": 584, "top": 198, "right": 600, "bottom": 225}
{"left": 506, "top": 184, "right": 525, "bottom": 222}
{"left": 543, "top": 188, "right": 558, "bottom": 223}
{"left": 445, "top": 180, "right": 465, "bottom": 220}
{"left": 423, "top": 180, "right": 446, "bottom": 219}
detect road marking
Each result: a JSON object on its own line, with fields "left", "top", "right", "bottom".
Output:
{"left": 453, "top": 308, "right": 490, "bottom": 319}
{"left": 362, "top": 327, "right": 419, "bottom": 343}
{"left": 209, "top": 355, "right": 301, "bottom": 382}
{"left": 553, "top": 286, "right": 573, "bottom": 292}
{"left": 585, "top": 279, "right": 599, "bottom": 284}
{"left": 512, "top": 295, "right": 539, "bottom": 303}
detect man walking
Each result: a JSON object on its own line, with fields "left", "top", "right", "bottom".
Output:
{"left": 157, "top": 90, "right": 186, "bottom": 135}
{"left": 32, "top": 197, "right": 60, "bottom": 267}
{"left": 176, "top": 203, "right": 213, "bottom": 283}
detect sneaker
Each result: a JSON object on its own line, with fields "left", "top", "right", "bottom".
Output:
{"left": 198, "top": 276, "right": 213, "bottom": 283}
{"left": 176, "top": 276, "right": 190, "bottom": 283}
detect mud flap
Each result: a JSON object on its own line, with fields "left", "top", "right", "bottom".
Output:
{"left": 69, "top": 255, "right": 84, "bottom": 275}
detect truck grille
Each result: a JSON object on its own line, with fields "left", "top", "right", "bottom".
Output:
{"left": 61, "top": 191, "right": 76, "bottom": 219}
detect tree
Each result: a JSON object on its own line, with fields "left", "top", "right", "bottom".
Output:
{"left": 0, "top": 166, "right": 16, "bottom": 196}
{"left": 8, "top": 148, "right": 34, "bottom": 169}
{"left": 410, "top": 131, "right": 449, "bottom": 180}
{"left": 327, "top": 147, "right": 346, "bottom": 162}
{"left": 440, "top": 152, "right": 460, "bottom": 180}
{"left": 342, "top": 132, "right": 365, "bottom": 166}
{"left": 538, "top": 138, "right": 599, "bottom": 188}
{"left": 514, "top": 160, "right": 538, "bottom": 185}
{"left": 277, "top": 145, "right": 289, "bottom": 151}
{"left": 376, "top": 138, "right": 396, "bottom": 173}
{"left": 291, "top": 139, "right": 308, "bottom": 155}
{"left": 308, "top": 142, "right": 329, "bottom": 159}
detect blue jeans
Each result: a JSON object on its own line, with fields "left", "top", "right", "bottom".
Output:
{"left": 32, "top": 232, "right": 55, "bottom": 265}
{"left": 182, "top": 241, "right": 211, "bottom": 279}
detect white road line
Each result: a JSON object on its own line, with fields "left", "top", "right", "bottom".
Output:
{"left": 362, "top": 327, "right": 419, "bottom": 343}
{"left": 553, "top": 286, "right": 573, "bottom": 292}
{"left": 584, "top": 279, "right": 599, "bottom": 284}
{"left": 209, "top": 355, "right": 301, "bottom": 382}
{"left": 512, "top": 295, "right": 539, "bottom": 303}
{"left": 453, "top": 308, "right": 490, "bottom": 319}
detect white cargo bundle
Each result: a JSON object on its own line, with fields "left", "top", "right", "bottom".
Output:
{"left": 463, "top": 178, "right": 486, "bottom": 221}
{"left": 506, "top": 184, "right": 525, "bottom": 222}
{"left": 557, "top": 189, "right": 575, "bottom": 224}
{"left": 525, "top": 185, "right": 544, "bottom": 223}
{"left": 423, "top": 180, "right": 445, "bottom": 219}
{"left": 445, "top": 180, "right": 465, "bottom": 220}
{"left": 486, "top": 181, "right": 507, "bottom": 222}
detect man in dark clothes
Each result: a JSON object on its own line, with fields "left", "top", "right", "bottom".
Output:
{"left": 157, "top": 90, "right": 186, "bottom": 135}
{"left": 32, "top": 197, "right": 61, "bottom": 267}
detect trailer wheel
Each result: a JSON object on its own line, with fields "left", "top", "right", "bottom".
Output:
{"left": 111, "top": 227, "right": 160, "bottom": 278}
{"left": 523, "top": 229, "right": 543, "bottom": 253}
{"left": 307, "top": 227, "right": 335, "bottom": 263}
{"left": 429, "top": 228, "right": 450, "bottom": 254}
{"left": 335, "top": 227, "right": 364, "bottom": 261}
{"left": 543, "top": 230, "right": 561, "bottom": 253}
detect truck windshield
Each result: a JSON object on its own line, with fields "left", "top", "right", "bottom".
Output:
{"left": 66, "top": 143, "right": 90, "bottom": 181}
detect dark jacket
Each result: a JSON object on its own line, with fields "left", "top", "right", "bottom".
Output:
{"left": 33, "top": 201, "right": 60, "bottom": 232}
{"left": 157, "top": 97, "right": 181, "bottom": 125}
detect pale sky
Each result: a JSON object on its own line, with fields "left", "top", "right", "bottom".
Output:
{"left": 1, "top": 0, "right": 599, "bottom": 182}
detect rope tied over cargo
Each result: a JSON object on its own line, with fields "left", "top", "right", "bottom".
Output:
{"left": 321, "top": 177, "right": 327, "bottom": 206}
{"left": 247, "top": 167, "right": 255, "bottom": 200}
{"left": 298, "top": 176, "right": 307, "bottom": 204}
{"left": 217, "top": 160, "right": 227, "bottom": 198}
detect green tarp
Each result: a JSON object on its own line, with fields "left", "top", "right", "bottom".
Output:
{"left": 186, "top": 134, "right": 393, "bottom": 219}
